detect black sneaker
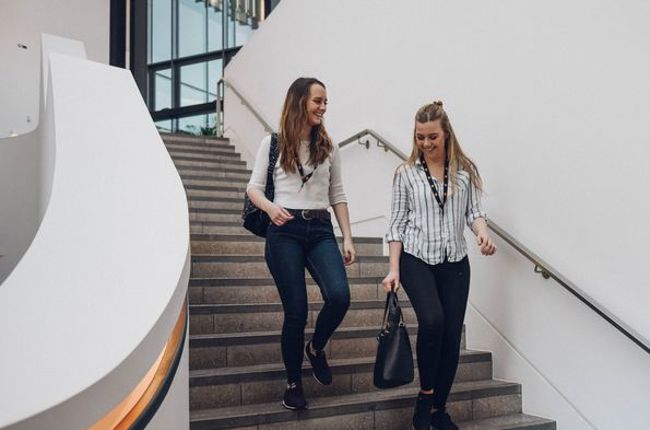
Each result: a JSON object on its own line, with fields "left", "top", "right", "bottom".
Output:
{"left": 431, "top": 408, "right": 459, "bottom": 430}
{"left": 282, "top": 382, "right": 307, "bottom": 410}
{"left": 412, "top": 392, "right": 434, "bottom": 430}
{"left": 304, "top": 340, "right": 332, "bottom": 385}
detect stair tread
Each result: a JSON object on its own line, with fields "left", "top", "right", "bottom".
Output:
{"left": 160, "top": 133, "right": 229, "bottom": 143}
{"left": 187, "top": 195, "right": 243, "bottom": 203}
{"left": 190, "top": 380, "right": 520, "bottom": 421}
{"left": 190, "top": 233, "right": 382, "bottom": 243}
{"left": 458, "top": 413, "right": 555, "bottom": 429}
{"left": 190, "top": 324, "right": 412, "bottom": 343}
{"left": 191, "top": 254, "right": 387, "bottom": 262}
{"left": 189, "top": 275, "right": 384, "bottom": 286}
{"left": 190, "top": 349, "right": 491, "bottom": 380}
{"left": 190, "top": 299, "right": 408, "bottom": 313}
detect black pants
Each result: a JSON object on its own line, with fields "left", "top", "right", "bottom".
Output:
{"left": 400, "top": 252, "right": 470, "bottom": 409}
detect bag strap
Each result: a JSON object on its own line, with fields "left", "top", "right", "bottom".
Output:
{"left": 380, "top": 291, "right": 404, "bottom": 330}
{"left": 264, "top": 133, "right": 278, "bottom": 199}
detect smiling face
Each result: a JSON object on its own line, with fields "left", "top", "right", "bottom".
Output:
{"left": 415, "top": 119, "right": 446, "bottom": 162}
{"left": 305, "top": 84, "right": 327, "bottom": 127}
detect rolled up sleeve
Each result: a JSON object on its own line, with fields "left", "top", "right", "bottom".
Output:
{"left": 385, "top": 167, "right": 409, "bottom": 243}
{"left": 465, "top": 179, "right": 487, "bottom": 227}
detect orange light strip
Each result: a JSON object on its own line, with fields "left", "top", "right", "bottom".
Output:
{"left": 89, "top": 299, "right": 187, "bottom": 430}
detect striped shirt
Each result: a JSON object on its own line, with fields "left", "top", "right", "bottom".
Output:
{"left": 386, "top": 159, "right": 487, "bottom": 265}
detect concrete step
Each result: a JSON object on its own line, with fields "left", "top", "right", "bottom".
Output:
{"left": 190, "top": 234, "right": 383, "bottom": 257}
{"left": 177, "top": 169, "right": 251, "bottom": 182}
{"left": 190, "top": 212, "right": 242, "bottom": 223}
{"left": 189, "top": 324, "right": 466, "bottom": 370}
{"left": 190, "top": 222, "right": 250, "bottom": 235}
{"left": 182, "top": 178, "right": 249, "bottom": 190}
{"left": 174, "top": 158, "right": 250, "bottom": 172}
{"left": 160, "top": 133, "right": 230, "bottom": 146}
{"left": 459, "top": 414, "right": 556, "bottom": 430}
{"left": 187, "top": 188, "right": 245, "bottom": 200}
{"left": 189, "top": 351, "right": 492, "bottom": 409}
{"left": 188, "top": 275, "right": 402, "bottom": 305}
{"left": 189, "top": 380, "right": 531, "bottom": 429}
{"left": 191, "top": 255, "right": 388, "bottom": 278}
{"left": 188, "top": 199, "right": 242, "bottom": 211}
{"left": 166, "top": 142, "right": 238, "bottom": 156}
{"left": 169, "top": 151, "right": 243, "bottom": 164}
{"left": 189, "top": 299, "right": 412, "bottom": 335}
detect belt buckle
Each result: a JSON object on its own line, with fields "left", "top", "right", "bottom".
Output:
{"left": 301, "top": 209, "right": 313, "bottom": 220}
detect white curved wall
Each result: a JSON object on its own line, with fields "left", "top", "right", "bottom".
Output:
{"left": 0, "top": 34, "right": 189, "bottom": 430}
{"left": 0, "top": 132, "right": 39, "bottom": 283}
{"left": 0, "top": 0, "right": 109, "bottom": 138}
{"left": 223, "top": 0, "right": 650, "bottom": 428}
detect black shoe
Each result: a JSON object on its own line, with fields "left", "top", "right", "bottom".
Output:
{"left": 412, "top": 392, "right": 434, "bottom": 430}
{"left": 282, "top": 382, "right": 307, "bottom": 410}
{"left": 305, "top": 340, "right": 332, "bottom": 385}
{"left": 431, "top": 408, "right": 459, "bottom": 430}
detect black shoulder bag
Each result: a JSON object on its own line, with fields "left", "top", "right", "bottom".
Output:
{"left": 373, "top": 290, "right": 414, "bottom": 389}
{"left": 242, "top": 133, "right": 278, "bottom": 237}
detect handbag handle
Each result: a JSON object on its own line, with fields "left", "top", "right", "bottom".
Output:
{"left": 380, "top": 291, "right": 405, "bottom": 332}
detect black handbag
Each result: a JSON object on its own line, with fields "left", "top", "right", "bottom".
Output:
{"left": 242, "top": 133, "right": 279, "bottom": 237}
{"left": 373, "top": 290, "right": 414, "bottom": 389}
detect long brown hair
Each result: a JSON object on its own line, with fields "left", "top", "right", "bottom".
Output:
{"left": 278, "top": 77, "right": 333, "bottom": 173}
{"left": 406, "top": 101, "right": 482, "bottom": 192}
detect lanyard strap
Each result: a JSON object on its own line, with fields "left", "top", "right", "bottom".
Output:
{"left": 297, "top": 162, "right": 316, "bottom": 188}
{"left": 420, "top": 153, "right": 449, "bottom": 211}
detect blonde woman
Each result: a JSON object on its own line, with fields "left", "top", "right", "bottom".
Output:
{"left": 246, "top": 77, "right": 355, "bottom": 410}
{"left": 382, "top": 101, "right": 495, "bottom": 430}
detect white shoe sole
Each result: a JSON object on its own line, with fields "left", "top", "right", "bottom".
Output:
{"left": 282, "top": 400, "right": 307, "bottom": 410}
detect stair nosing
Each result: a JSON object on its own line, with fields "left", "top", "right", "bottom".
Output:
{"left": 171, "top": 154, "right": 246, "bottom": 164}
{"left": 189, "top": 381, "right": 522, "bottom": 428}
{"left": 189, "top": 299, "right": 409, "bottom": 314}
{"left": 189, "top": 350, "right": 491, "bottom": 385}
{"left": 191, "top": 255, "right": 387, "bottom": 262}
{"left": 189, "top": 234, "right": 382, "bottom": 244}
{"left": 189, "top": 276, "right": 382, "bottom": 287}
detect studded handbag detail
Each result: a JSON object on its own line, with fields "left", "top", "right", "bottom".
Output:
{"left": 242, "top": 133, "right": 278, "bottom": 238}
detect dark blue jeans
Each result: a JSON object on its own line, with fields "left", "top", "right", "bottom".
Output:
{"left": 265, "top": 215, "right": 351, "bottom": 384}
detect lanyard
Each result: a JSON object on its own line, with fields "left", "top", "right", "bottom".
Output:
{"left": 420, "top": 153, "right": 449, "bottom": 211}
{"left": 297, "top": 162, "right": 316, "bottom": 190}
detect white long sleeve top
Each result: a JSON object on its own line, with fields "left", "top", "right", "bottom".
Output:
{"left": 246, "top": 135, "right": 348, "bottom": 210}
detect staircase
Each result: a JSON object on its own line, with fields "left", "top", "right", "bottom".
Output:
{"left": 162, "top": 133, "right": 556, "bottom": 430}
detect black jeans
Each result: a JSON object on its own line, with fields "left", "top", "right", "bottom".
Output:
{"left": 400, "top": 252, "right": 470, "bottom": 409}
{"left": 265, "top": 215, "right": 351, "bottom": 384}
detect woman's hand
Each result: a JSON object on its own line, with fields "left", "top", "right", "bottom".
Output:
{"left": 265, "top": 203, "right": 294, "bottom": 226}
{"left": 342, "top": 237, "right": 356, "bottom": 266}
{"left": 381, "top": 270, "right": 400, "bottom": 293}
{"left": 476, "top": 231, "right": 496, "bottom": 256}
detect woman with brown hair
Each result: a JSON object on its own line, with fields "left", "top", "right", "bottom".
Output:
{"left": 246, "top": 77, "right": 355, "bottom": 410}
{"left": 383, "top": 101, "right": 496, "bottom": 430}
